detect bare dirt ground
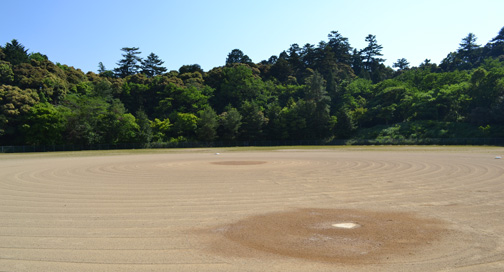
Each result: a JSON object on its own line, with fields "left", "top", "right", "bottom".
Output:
{"left": 1, "top": 146, "right": 504, "bottom": 271}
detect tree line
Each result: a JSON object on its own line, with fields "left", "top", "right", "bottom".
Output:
{"left": 1, "top": 26, "right": 504, "bottom": 146}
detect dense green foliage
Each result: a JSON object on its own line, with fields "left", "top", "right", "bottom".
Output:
{"left": 1, "top": 27, "right": 504, "bottom": 146}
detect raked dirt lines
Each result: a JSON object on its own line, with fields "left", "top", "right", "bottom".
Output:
{"left": 0, "top": 147, "right": 504, "bottom": 271}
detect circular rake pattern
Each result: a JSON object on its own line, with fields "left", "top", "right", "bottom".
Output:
{"left": 0, "top": 148, "right": 504, "bottom": 271}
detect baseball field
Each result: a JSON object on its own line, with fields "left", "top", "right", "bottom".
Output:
{"left": 1, "top": 146, "right": 503, "bottom": 271}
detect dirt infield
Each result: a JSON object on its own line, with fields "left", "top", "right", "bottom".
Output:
{"left": 1, "top": 146, "right": 504, "bottom": 271}
{"left": 202, "top": 208, "right": 447, "bottom": 264}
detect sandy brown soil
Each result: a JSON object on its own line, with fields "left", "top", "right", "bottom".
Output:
{"left": 1, "top": 146, "right": 504, "bottom": 271}
{"left": 202, "top": 208, "right": 447, "bottom": 264}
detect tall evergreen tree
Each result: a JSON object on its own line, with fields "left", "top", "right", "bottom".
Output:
{"left": 351, "top": 49, "right": 364, "bottom": 77}
{"left": 141, "top": 52, "right": 167, "bottom": 77}
{"left": 486, "top": 26, "right": 504, "bottom": 58}
{"left": 98, "top": 62, "right": 107, "bottom": 73}
{"left": 360, "top": 34, "right": 384, "bottom": 71}
{"left": 360, "top": 35, "right": 388, "bottom": 82}
{"left": 97, "top": 62, "right": 114, "bottom": 77}
{"left": 300, "top": 43, "right": 316, "bottom": 68}
{"left": 287, "top": 43, "right": 304, "bottom": 78}
{"left": 491, "top": 26, "right": 504, "bottom": 43}
{"left": 303, "top": 70, "right": 335, "bottom": 139}
{"left": 458, "top": 33, "right": 481, "bottom": 66}
{"left": 327, "top": 31, "right": 352, "bottom": 64}
{"left": 459, "top": 33, "right": 480, "bottom": 53}
{"left": 2, "top": 39, "right": 29, "bottom": 65}
{"left": 393, "top": 58, "right": 410, "bottom": 70}
{"left": 114, "top": 47, "right": 142, "bottom": 78}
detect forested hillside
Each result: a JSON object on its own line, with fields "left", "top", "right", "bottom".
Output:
{"left": 1, "top": 27, "right": 504, "bottom": 147}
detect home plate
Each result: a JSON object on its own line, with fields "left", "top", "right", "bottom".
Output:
{"left": 332, "top": 222, "right": 360, "bottom": 229}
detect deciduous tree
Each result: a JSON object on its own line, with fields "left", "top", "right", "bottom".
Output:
{"left": 226, "top": 49, "right": 252, "bottom": 65}
{"left": 135, "top": 109, "right": 152, "bottom": 144}
{"left": 239, "top": 100, "right": 267, "bottom": 140}
{"left": 22, "top": 102, "right": 67, "bottom": 145}
{"left": 218, "top": 107, "right": 242, "bottom": 141}
{"left": 196, "top": 107, "right": 218, "bottom": 141}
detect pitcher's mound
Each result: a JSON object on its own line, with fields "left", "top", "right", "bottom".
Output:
{"left": 203, "top": 208, "right": 447, "bottom": 264}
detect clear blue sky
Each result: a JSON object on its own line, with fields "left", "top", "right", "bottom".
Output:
{"left": 2, "top": 0, "right": 503, "bottom": 73}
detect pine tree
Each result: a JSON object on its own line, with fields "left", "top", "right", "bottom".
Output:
{"left": 393, "top": 58, "right": 410, "bottom": 70}
{"left": 3, "top": 39, "right": 29, "bottom": 65}
{"left": 114, "top": 47, "right": 142, "bottom": 78}
{"left": 360, "top": 34, "right": 384, "bottom": 71}
{"left": 458, "top": 33, "right": 480, "bottom": 65}
{"left": 141, "top": 53, "right": 167, "bottom": 77}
